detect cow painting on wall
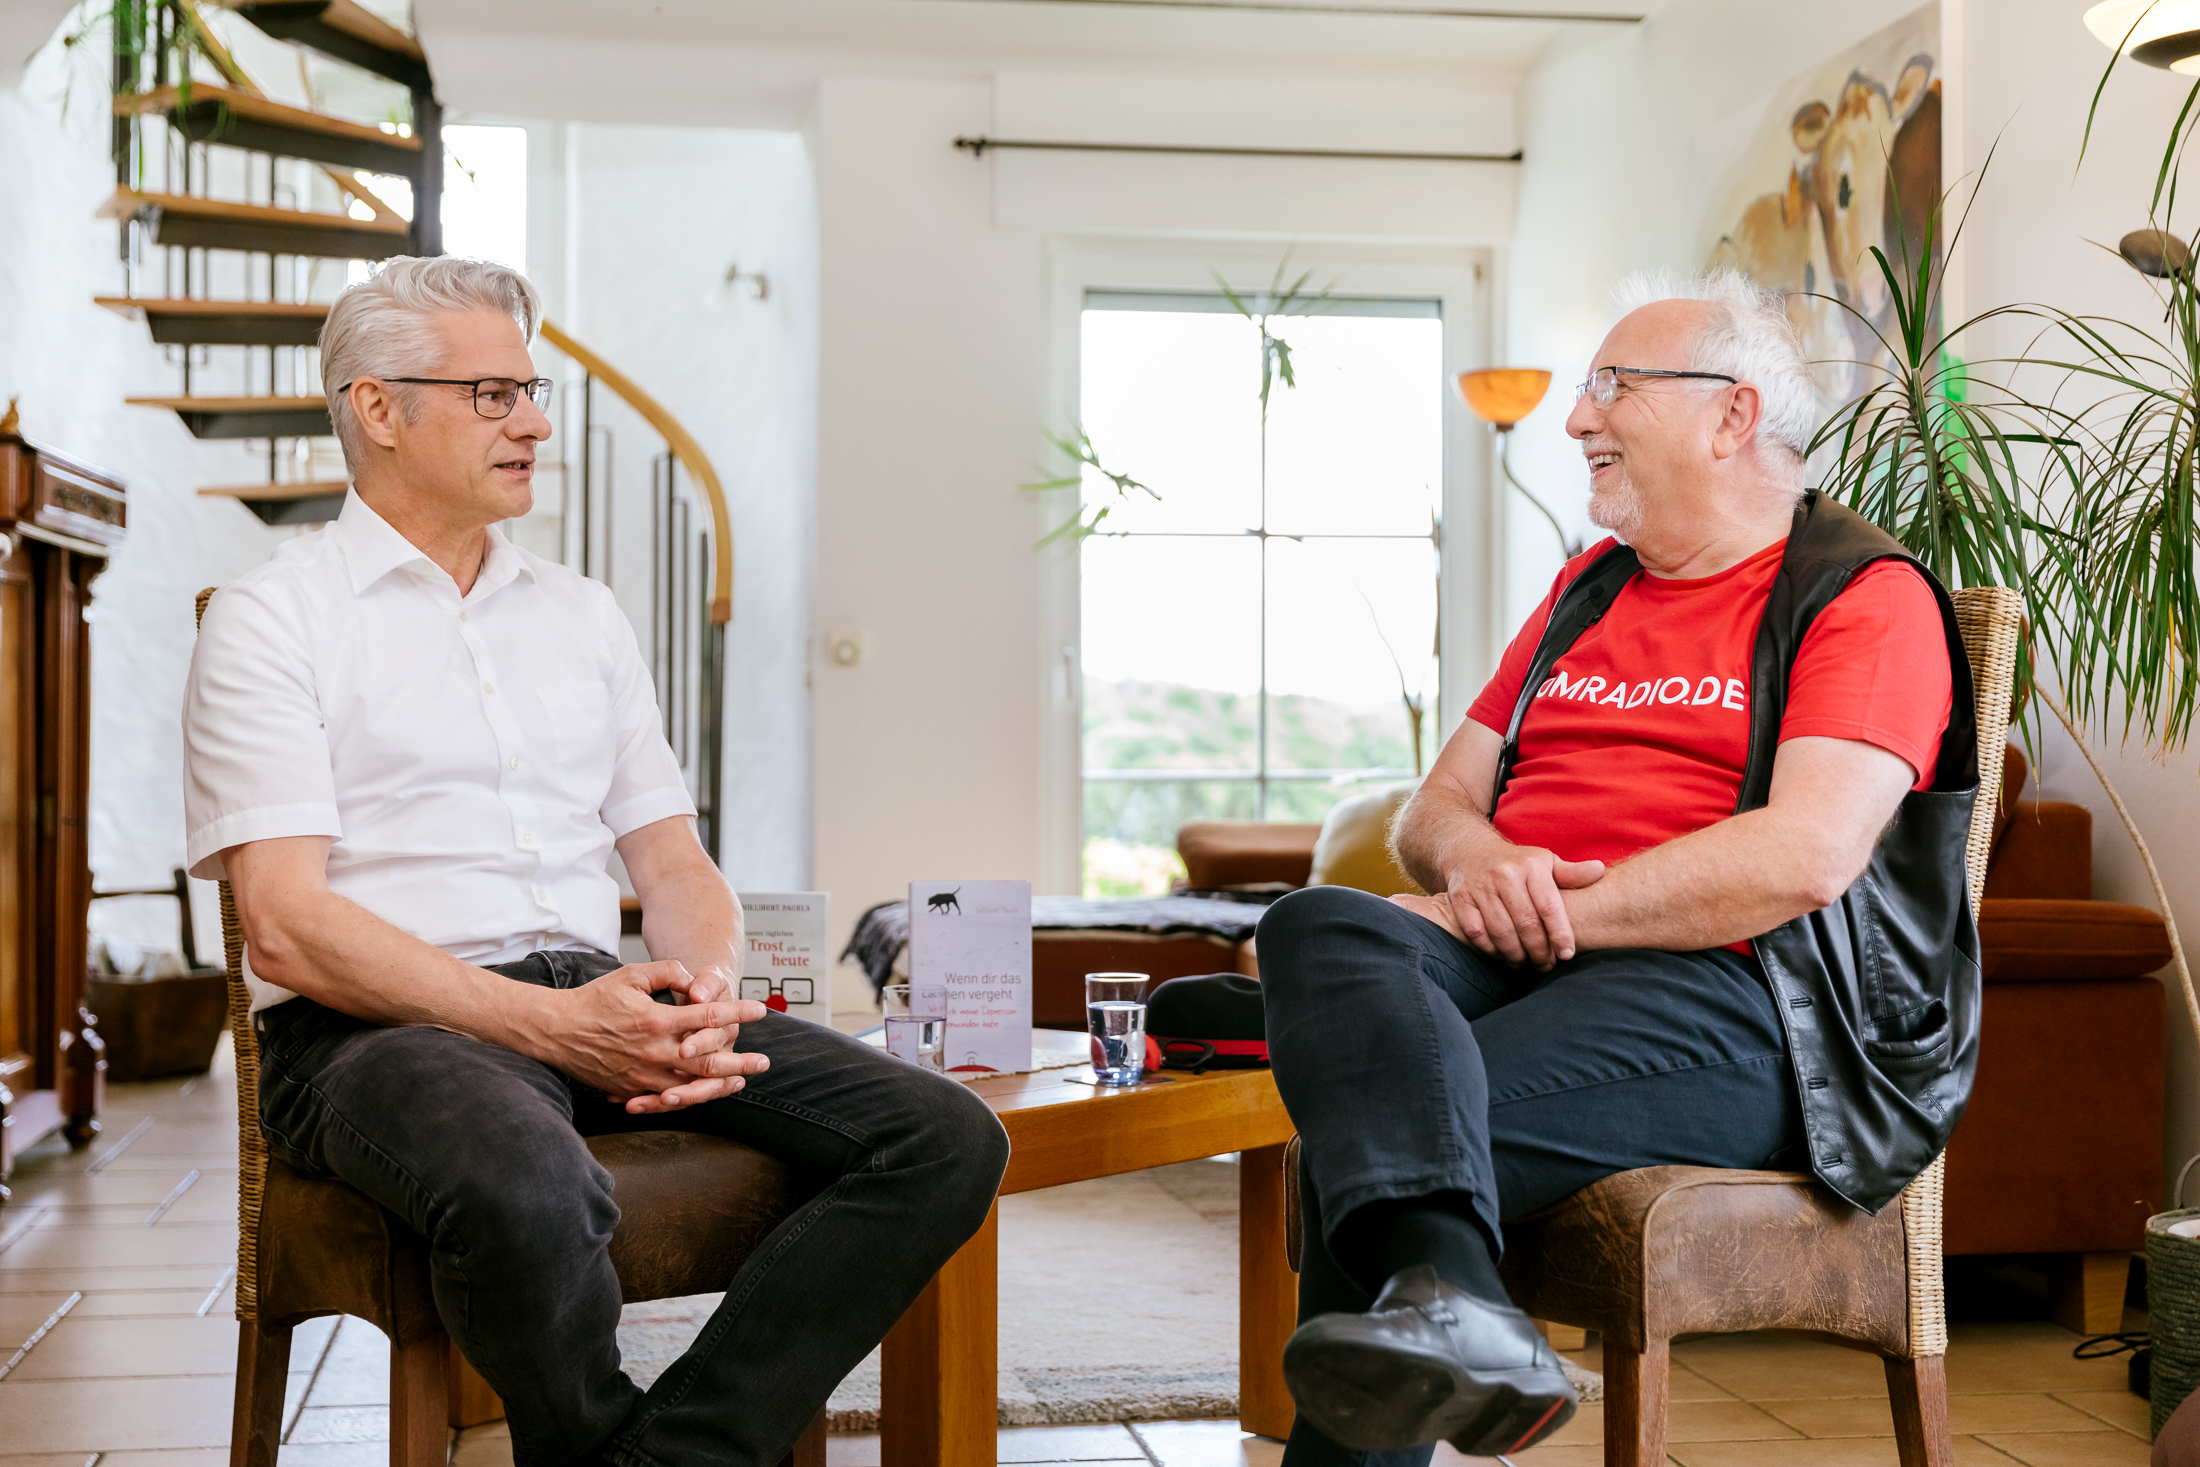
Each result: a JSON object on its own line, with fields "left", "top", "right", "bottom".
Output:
{"left": 1697, "top": 4, "right": 1942, "bottom": 408}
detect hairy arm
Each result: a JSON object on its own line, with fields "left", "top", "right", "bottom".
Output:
{"left": 1391, "top": 725, "right": 1916, "bottom": 962}
{"left": 617, "top": 814, "right": 745, "bottom": 995}
{"left": 228, "top": 834, "right": 767, "bottom": 1112}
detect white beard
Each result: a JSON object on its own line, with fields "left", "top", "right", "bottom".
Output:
{"left": 1586, "top": 466, "right": 1643, "bottom": 545}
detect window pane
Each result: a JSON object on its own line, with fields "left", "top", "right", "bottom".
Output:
{"left": 1081, "top": 536, "right": 1260, "bottom": 774}
{"left": 1264, "top": 536, "right": 1438, "bottom": 775}
{"left": 1083, "top": 779, "right": 1257, "bottom": 896}
{"left": 1264, "top": 314, "right": 1444, "bottom": 537}
{"left": 1078, "top": 309, "right": 1263, "bottom": 534}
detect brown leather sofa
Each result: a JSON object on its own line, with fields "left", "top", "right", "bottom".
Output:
{"left": 1184, "top": 749, "right": 2173, "bottom": 1330}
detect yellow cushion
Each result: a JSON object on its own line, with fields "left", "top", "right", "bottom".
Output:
{"left": 1307, "top": 783, "right": 1424, "bottom": 896}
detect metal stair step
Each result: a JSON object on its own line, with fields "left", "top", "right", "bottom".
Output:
{"left": 116, "top": 84, "right": 423, "bottom": 178}
{"left": 125, "top": 396, "right": 332, "bottom": 441}
{"left": 98, "top": 188, "right": 410, "bottom": 261}
{"left": 94, "top": 297, "right": 328, "bottom": 347}
{"left": 232, "top": 0, "right": 431, "bottom": 92}
{"left": 198, "top": 481, "right": 349, "bottom": 526}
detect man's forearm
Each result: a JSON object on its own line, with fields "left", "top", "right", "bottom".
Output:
{"left": 1564, "top": 808, "right": 1850, "bottom": 952}
{"left": 1393, "top": 779, "right": 1510, "bottom": 896}
{"left": 637, "top": 871, "right": 743, "bottom": 988}
{"left": 243, "top": 883, "right": 553, "bottom": 1049}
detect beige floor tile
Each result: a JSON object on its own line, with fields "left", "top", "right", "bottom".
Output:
{"left": 0, "top": 1374, "right": 235, "bottom": 1452}
{"left": 1945, "top": 1325, "right": 2132, "bottom": 1397}
{"left": 1536, "top": 1400, "right": 1601, "bottom": 1447}
{"left": 4, "top": 1171, "right": 237, "bottom": 1209}
{"left": 1671, "top": 1437, "right": 2021, "bottom": 1465}
{"left": 1674, "top": 1333, "right": 1892, "bottom": 1400}
{"left": 93, "top": 1451, "right": 230, "bottom": 1467}
{"left": 1975, "top": 1430, "right": 2154, "bottom": 1464}
{"left": 1132, "top": 1420, "right": 1284, "bottom": 1466}
{"left": 1669, "top": 1363, "right": 1739, "bottom": 1402}
{"left": 996, "top": 1424, "right": 1145, "bottom": 1461}
{"left": 452, "top": 1421, "right": 512, "bottom": 1467}
{"left": 273, "top": 1447, "right": 397, "bottom": 1467}
{"left": 1458, "top": 1447, "right": 1609, "bottom": 1466}
{"left": 2, "top": 1287, "right": 224, "bottom": 1324}
{"left": 1759, "top": 1392, "right": 2111, "bottom": 1438}
{"left": 0, "top": 1456, "right": 103, "bottom": 1467}
{"left": 1666, "top": 1398, "right": 1803, "bottom": 1442}
{"left": 0, "top": 1266, "right": 237, "bottom": 1295}
{"left": 0, "top": 1224, "right": 236, "bottom": 1273}
{"left": 824, "top": 1435, "right": 881, "bottom": 1467}
{"left": 284, "top": 1405, "right": 389, "bottom": 1444}
{"left": 303, "top": 1317, "right": 392, "bottom": 1407}
{"left": 2052, "top": 1389, "right": 2151, "bottom": 1437}
{"left": 3, "top": 1312, "right": 240, "bottom": 1380}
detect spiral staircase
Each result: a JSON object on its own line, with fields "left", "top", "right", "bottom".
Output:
{"left": 99, "top": 0, "right": 729, "bottom": 857}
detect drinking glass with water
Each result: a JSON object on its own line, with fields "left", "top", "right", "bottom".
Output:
{"left": 882, "top": 984, "right": 946, "bottom": 1072}
{"left": 1085, "top": 973, "right": 1149, "bottom": 1086}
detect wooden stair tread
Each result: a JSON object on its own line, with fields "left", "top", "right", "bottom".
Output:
{"left": 198, "top": 481, "right": 349, "bottom": 500}
{"left": 127, "top": 396, "right": 328, "bottom": 411}
{"left": 95, "top": 297, "right": 330, "bottom": 320}
{"left": 234, "top": 1, "right": 430, "bottom": 90}
{"left": 98, "top": 188, "right": 409, "bottom": 235}
{"left": 114, "top": 85, "right": 421, "bottom": 151}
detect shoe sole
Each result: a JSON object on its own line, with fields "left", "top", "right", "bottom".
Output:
{"left": 1283, "top": 1329, "right": 1577, "bottom": 1455}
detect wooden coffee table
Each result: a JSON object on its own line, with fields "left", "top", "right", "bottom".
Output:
{"left": 877, "top": 1029, "right": 1299, "bottom": 1466}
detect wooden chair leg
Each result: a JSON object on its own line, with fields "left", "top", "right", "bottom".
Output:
{"left": 390, "top": 1330, "right": 452, "bottom": 1467}
{"left": 1602, "top": 1335, "right": 1669, "bottom": 1467}
{"left": 775, "top": 1408, "right": 827, "bottom": 1467}
{"left": 1886, "top": 1354, "right": 1954, "bottom": 1467}
{"left": 2046, "top": 1251, "right": 2130, "bottom": 1335}
{"left": 230, "top": 1319, "right": 293, "bottom": 1467}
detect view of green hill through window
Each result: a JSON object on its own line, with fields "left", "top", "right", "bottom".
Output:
{"left": 1081, "top": 676, "right": 1434, "bottom": 896}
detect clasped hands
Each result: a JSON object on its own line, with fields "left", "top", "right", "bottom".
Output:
{"left": 1390, "top": 842, "right": 1608, "bottom": 972}
{"left": 529, "top": 961, "right": 770, "bottom": 1114}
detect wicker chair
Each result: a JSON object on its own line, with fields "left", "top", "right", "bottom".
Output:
{"left": 199, "top": 590, "right": 828, "bottom": 1467}
{"left": 1282, "top": 585, "right": 2023, "bottom": 1467}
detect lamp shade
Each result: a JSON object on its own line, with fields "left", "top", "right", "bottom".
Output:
{"left": 1455, "top": 368, "right": 1553, "bottom": 429}
{"left": 2085, "top": 0, "right": 2200, "bottom": 72}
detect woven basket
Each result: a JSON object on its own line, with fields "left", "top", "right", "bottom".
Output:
{"left": 2149, "top": 1209, "right": 2200, "bottom": 1434}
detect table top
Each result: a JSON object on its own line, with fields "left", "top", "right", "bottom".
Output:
{"left": 964, "top": 1029, "right": 1294, "bottom": 1194}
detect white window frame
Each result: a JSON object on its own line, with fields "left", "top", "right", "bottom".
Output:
{"left": 1037, "top": 240, "right": 1506, "bottom": 895}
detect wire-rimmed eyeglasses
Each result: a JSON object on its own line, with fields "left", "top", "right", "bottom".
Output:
{"left": 1574, "top": 366, "right": 1738, "bottom": 407}
{"left": 340, "top": 376, "right": 555, "bottom": 419}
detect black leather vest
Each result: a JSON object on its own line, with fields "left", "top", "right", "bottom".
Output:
{"left": 1490, "top": 492, "right": 1982, "bottom": 1214}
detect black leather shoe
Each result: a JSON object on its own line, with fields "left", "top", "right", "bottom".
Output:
{"left": 1281, "top": 1265, "right": 1578, "bottom": 1456}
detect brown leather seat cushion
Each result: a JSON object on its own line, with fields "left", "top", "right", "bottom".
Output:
{"left": 1177, "top": 820, "right": 1321, "bottom": 889}
{"left": 1497, "top": 1166, "right": 1913, "bottom": 1356}
{"left": 255, "top": 1131, "right": 805, "bottom": 1330}
{"left": 1977, "top": 898, "right": 2171, "bottom": 980}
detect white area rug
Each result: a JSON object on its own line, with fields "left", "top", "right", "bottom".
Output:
{"left": 615, "top": 1158, "right": 1602, "bottom": 1430}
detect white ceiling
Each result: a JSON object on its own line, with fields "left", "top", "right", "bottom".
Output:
{"left": 415, "top": 0, "right": 1651, "bottom": 125}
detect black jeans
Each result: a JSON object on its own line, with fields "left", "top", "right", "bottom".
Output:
{"left": 254, "top": 949, "right": 1010, "bottom": 1467}
{"left": 1258, "top": 886, "right": 1806, "bottom": 1467}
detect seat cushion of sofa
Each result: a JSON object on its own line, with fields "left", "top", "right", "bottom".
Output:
{"left": 1977, "top": 898, "right": 2172, "bottom": 980}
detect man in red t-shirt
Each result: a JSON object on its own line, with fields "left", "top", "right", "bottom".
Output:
{"left": 1262, "top": 274, "right": 1953, "bottom": 1466}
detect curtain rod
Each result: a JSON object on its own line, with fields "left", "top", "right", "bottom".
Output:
{"left": 952, "top": 0, "right": 1644, "bottom": 22}
{"left": 954, "top": 136, "right": 1523, "bottom": 163}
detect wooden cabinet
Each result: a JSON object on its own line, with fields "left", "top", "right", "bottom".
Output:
{"left": 0, "top": 418, "right": 125, "bottom": 1189}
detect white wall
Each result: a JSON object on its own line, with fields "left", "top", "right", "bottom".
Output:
{"left": 806, "top": 71, "right": 1518, "bottom": 965}
{"left": 0, "top": 22, "right": 292, "bottom": 953}
{"left": 1508, "top": 0, "right": 2200, "bottom": 1201}
{"left": 549, "top": 123, "right": 819, "bottom": 893}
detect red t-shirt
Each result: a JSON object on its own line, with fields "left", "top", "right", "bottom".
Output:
{"left": 1466, "top": 537, "right": 1952, "bottom": 872}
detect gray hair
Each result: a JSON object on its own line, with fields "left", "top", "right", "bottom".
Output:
{"left": 320, "top": 256, "right": 543, "bottom": 472}
{"left": 1612, "top": 268, "right": 1816, "bottom": 461}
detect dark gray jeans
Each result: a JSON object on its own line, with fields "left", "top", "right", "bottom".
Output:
{"left": 1259, "top": 885, "right": 1805, "bottom": 1467}
{"left": 254, "top": 949, "right": 1009, "bottom": 1467}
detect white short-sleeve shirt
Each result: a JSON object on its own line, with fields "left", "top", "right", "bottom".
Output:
{"left": 184, "top": 491, "right": 696, "bottom": 1011}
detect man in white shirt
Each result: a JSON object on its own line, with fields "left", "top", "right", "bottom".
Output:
{"left": 184, "top": 256, "right": 1009, "bottom": 1467}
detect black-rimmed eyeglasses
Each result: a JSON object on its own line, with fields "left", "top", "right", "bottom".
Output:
{"left": 340, "top": 376, "right": 554, "bottom": 419}
{"left": 1575, "top": 366, "right": 1738, "bottom": 407}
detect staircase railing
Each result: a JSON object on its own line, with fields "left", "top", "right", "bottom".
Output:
{"left": 535, "top": 323, "right": 732, "bottom": 863}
